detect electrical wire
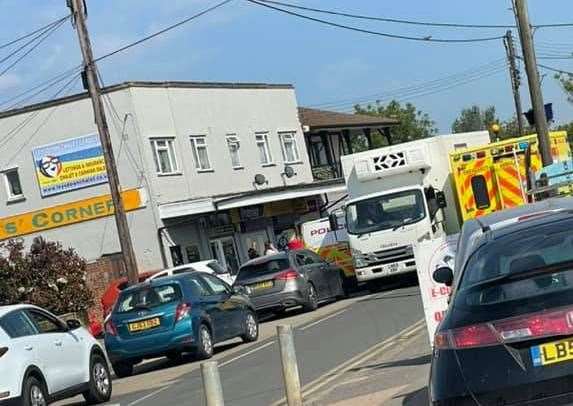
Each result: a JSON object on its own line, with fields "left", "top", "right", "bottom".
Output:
{"left": 309, "top": 59, "right": 508, "bottom": 110}
{"left": 0, "top": 15, "right": 70, "bottom": 51}
{"left": 246, "top": 0, "right": 505, "bottom": 43}
{"left": 255, "top": 0, "right": 515, "bottom": 29}
{"left": 0, "top": 17, "right": 68, "bottom": 79}
{"left": 94, "top": 0, "right": 234, "bottom": 63}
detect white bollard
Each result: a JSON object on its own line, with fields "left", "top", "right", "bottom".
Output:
{"left": 201, "top": 361, "right": 225, "bottom": 406}
{"left": 277, "top": 324, "right": 303, "bottom": 406}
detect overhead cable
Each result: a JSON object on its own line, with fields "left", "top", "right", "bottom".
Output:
{"left": 0, "top": 15, "right": 70, "bottom": 50}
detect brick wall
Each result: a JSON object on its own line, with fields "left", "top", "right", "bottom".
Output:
{"left": 85, "top": 253, "right": 125, "bottom": 324}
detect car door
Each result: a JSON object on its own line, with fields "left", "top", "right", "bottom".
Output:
{"left": 295, "top": 251, "right": 329, "bottom": 300}
{"left": 307, "top": 251, "right": 341, "bottom": 298}
{"left": 26, "top": 309, "right": 85, "bottom": 393}
{"left": 198, "top": 273, "right": 244, "bottom": 340}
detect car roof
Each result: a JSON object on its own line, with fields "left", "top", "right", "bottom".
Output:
{"left": 120, "top": 272, "right": 198, "bottom": 294}
{"left": 241, "top": 252, "right": 290, "bottom": 268}
{"left": 476, "top": 197, "right": 573, "bottom": 228}
{"left": 0, "top": 304, "right": 41, "bottom": 317}
{"left": 161, "top": 260, "right": 217, "bottom": 273}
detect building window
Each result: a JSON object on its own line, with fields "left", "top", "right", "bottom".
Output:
{"left": 151, "top": 138, "right": 179, "bottom": 175}
{"left": 256, "top": 133, "right": 273, "bottom": 165}
{"left": 226, "top": 135, "right": 242, "bottom": 169}
{"left": 190, "top": 136, "right": 212, "bottom": 171}
{"left": 3, "top": 168, "right": 24, "bottom": 201}
{"left": 280, "top": 132, "right": 300, "bottom": 163}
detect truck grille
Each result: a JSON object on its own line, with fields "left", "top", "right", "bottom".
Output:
{"left": 368, "top": 245, "right": 415, "bottom": 266}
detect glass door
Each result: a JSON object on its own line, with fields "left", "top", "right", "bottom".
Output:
{"left": 210, "top": 237, "right": 240, "bottom": 275}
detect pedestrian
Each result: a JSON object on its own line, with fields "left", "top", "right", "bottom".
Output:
{"left": 264, "top": 241, "right": 278, "bottom": 255}
{"left": 287, "top": 229, "right": 305, "bottom": 251}
{"left": 248, "top": 247, "right": 259, "bottom": 260}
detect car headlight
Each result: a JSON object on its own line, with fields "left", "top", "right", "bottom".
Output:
{"left": 351, "top": 249, "right": 369, "bottom": 268}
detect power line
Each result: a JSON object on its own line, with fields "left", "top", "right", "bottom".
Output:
{"left": 0, "top": 18, "right": 68, "bottom": 79}
{"left": 246, "top": 0, "right": 505, "bottom": 43}
{"left": 94, "top": 0, "right": 234, "bottom": 63}
{"left": 0, "top": 15, "right": 70, "bottom": 51}
{"left": 309, "top": 59, "right": 507, "bottom": 110}
{"left": 255, "top": 0, "right": 515, "bottom": 29}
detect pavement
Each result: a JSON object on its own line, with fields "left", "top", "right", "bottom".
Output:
{"left": 58, "top": 275, "right": 430, "bottom": 406}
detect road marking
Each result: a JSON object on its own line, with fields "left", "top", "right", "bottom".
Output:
{"left": 299, "top": 309, "right": 347, "bottom": 331}
{"left": 270, "top": 318, "right": 425, "bottom": 406}
{"left": 219, "top": 340, "right": 276, "bottom": 367}
{"left": 127, "top": 385, "right": 171, "bottom": 406}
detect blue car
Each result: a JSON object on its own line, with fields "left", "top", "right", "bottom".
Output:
{"left": 104, "top": 272, "right": 258, "bottom": 378}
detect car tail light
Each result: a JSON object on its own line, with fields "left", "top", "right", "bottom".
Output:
{"left": 105, "top": 321, "right": 118, "bottom": 336}
{"left": 0, "top": 347, "right": 8, "bottom": 358}
{"left": 276, "top": 270, "right": 300, "bottom": 281}
{"left": 175, "top": 303, "right": 192, "bottom": 322}
{"left": 436, "top": 305, "right": 573, "bottom": 350}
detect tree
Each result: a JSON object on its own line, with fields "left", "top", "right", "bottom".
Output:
{"left": 556, "top": 73, "right": 573, "bottom": 104}
{"left": 354, "top": 100, "right": 437, "bottom": 145}
{"left": 0, "top": 237, "right": 93, "bottom": 315}
{"left": 452, "top": 105, "right": 498, "bottom": 134}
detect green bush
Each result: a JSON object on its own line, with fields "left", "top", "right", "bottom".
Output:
{"left": 0, "top": 237, "right": 93, "bottom": 314}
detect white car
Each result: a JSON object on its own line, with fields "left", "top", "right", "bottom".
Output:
{"left": 0, "top": 304, "right": 112, "bottom": 406}
{"left": 146, "top": 260, "right": 236, "bottom": 285}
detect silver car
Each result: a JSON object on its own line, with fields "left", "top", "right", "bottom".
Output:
{"left": 234, "top": 250, "right": 347, "bottom": 313}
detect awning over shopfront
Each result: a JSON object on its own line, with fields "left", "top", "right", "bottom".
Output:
{"left": 158, "top": 180, "right": 346, "bottom": 220}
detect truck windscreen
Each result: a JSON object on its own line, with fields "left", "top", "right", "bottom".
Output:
{"left": 346, "top": 189, "right": 426, "bottom": 235}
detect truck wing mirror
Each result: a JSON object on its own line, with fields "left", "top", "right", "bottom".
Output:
{"left": 329, "top": 213, "right": 339, "bottom": 232}
{"left": 436, "top": 191, "right": 447, "bottom": 209}
{"left": 433, "top": 266, "right": 454, "bottom": 287}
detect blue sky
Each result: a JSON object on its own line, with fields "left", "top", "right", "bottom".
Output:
{"left": 0, "top": 0, "right": 572, "bottom": 132}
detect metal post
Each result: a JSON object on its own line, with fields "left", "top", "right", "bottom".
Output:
{"left": 504, "top": 31, "right": 525, "bottom": 137}
{"left": 68, "top": 0, "right": 140, "bottom": 284}
{"left": 277, "top": 325, "right": 303, "bottom": 406}
{"left": 514, "top": 0, "right": 553, "bottom": 166}
{"left": 201, "top": 361, "right": 225, "bottom": 406}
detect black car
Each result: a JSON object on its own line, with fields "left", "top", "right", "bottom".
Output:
{"left": 234, "top": 250, "right": 347, "bottom": 313}
{"left": 430, "top": 200, "right": 573, "bottom": 405}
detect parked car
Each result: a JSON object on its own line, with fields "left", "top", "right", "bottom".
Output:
{"left": 0, "top": 304, "right": 112, "bottom": 406}
{"left": 430, "top": 199, "right": 573, "bottom": 405}
{"left": 234, "top": 250, "right": 347, "bottom": 314}
{"left": 104, "top": 272, "right": 258, "bottom": 378}
{"left": 101, "top": 271, "right": 157, "bottom": 319}
{"left": 146, "top": 260, "right": 236, "bottom": 286}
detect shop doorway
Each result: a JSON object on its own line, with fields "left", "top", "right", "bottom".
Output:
{"left": 210, "top": 237, "right": 240, "bottom": 275}
{"left": 241, "top": 230, "right": 270, "bottom": 260}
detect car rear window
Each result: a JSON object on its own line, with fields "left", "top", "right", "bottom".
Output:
{"left": 454, "top": 218, "right": 573, "bottom": 317}
{"left": 236, "top": 258, "right": 290, "bottom": 281}
{"left": 116, "top": 284, "right": 182, "bottom": 314}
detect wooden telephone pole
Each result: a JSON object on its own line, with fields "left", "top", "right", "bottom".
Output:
{"left": 68, "top": 0, "right": 139, "bottom": 284}
{"left": 503, "top": 31, "right": 525, "bottom": 137}
{"left": 514, "top": 0, "right": 553, "bottom": 166}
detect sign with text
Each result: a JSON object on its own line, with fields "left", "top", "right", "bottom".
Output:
{"left": 414, "top": 235, "right": 458, "bottom": 346}
{"left": 32, "top": 134, "right": 108, "bottom": 197}
{"left": 0, "top": 189, "right": 144, "bottom": 240}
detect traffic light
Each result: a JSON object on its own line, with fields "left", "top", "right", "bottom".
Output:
{"left": 524, "top": 103, "right": 554, "bottom": 126}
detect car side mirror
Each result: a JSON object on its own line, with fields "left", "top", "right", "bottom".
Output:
{"left": 433, "top": 267, "right": 454, "bottom": 287}
{"left": 436, "top": 191, "right": 447, "bottom": 209}
{"left": 66, "top": 319, "right": 82, "bottom": 330}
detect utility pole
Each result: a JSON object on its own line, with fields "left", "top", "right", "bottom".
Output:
{"left": 503, "top": 31, "right": 525, "bottom": 137}
{"left": 68, "top": 0, "right": 139, "bottom": 284}
{"left": 513, "top": 0, "right": 553, "bottom": 166}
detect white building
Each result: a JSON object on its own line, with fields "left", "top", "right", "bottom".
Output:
{"left": 0, "top": 81, "right": 344, "bottom": 275}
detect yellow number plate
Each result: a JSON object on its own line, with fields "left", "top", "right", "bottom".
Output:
{"left": 128, "top": 317, "right": 160, "bottom": 332}
{"left": 252, "top": 281, "right": 274, "bottom": 291}
{"left": 531, "top": 338, "right": 573, "bottom": 367}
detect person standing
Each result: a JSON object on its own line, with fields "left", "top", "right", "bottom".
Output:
{"left": 264, "top": 241, "right": 278, "bottom": 255}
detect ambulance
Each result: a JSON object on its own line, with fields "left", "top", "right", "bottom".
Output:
{"left": 450, "top": 131, "right": 573, "bottom": 221}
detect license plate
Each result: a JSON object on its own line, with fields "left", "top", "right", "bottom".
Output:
{"left": 128, "top": 317, "right": 160, "bottom": 332}
{"left": 252, "top": 281, "right": 274, "bottom": 291}
{"left": 531, "top": 338, "right": 573, "bottom": 367}
{"left": 384, "top": 263, "right": 400, "bottom": 274}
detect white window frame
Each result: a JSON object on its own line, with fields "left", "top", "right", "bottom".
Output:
{"left": 226, "top": 135, "right": 242, "bottom": 169}
{"left": 2, "top": 167, "right": 24, "bottom": 202}
{"left": 150, "top": 137, "right": 179, "bottom": 175}
{"left": 255, "top": 132, "right": 273, "bottom": 166}
{"left": 190, "top": 135, "right": 212, "bottom": 172}
{"left": 279, "top": 131, "right": 301, "bottom": 164}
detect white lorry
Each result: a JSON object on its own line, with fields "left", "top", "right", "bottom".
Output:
{"left": 332, "top": 131, "right": 490, "bottom": 286}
